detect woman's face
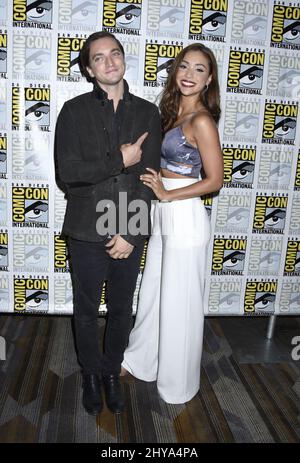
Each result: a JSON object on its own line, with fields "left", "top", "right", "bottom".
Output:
{"left": 176, "top": 50, "right": 212, "bottom": 98}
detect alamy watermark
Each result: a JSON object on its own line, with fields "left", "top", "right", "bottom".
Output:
{"left": 96, "top": 192, "right": 150, "bottom": 237}
{"left": 291, "top": 336, "right": 300, "bottom": 361}
{"left": 95, "top": 192, "right": 200, "bottom": 237}
{"left": 0, "top": 336, "right": 5, "bottom": 361}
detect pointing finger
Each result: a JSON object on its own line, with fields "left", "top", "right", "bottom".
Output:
{"left": 135, "top": 132, "right": 148, "bottom": 147}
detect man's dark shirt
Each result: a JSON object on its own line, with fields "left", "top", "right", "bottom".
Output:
{"left": 55, "top": 80, "right": 162, "bottom": 246}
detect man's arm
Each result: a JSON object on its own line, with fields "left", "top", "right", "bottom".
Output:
{"left": 55, "top": 102, "right": 125, "bottom": 194}
{"left": 121, "top": 106, "right": 162, "bottom": 246}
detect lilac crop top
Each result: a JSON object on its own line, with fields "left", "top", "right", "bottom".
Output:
{"left": 160, "top": 126, "right": 202, "bottom": 178}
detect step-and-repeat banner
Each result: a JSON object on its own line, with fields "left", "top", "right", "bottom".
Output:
{"left": 0, "top": 0, "right": 300, "bottom": 316}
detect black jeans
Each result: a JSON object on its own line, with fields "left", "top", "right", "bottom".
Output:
{"left": 68, "top": 238, "right": 144, "bottom": 376}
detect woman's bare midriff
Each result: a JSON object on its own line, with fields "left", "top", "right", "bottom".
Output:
{"left": 161, "top": 168, "right": 197, "bottom": 179}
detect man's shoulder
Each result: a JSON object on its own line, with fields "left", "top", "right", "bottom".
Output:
{"left": 64, "top": 91, "right": 93, "bottom": 108}
{"left": 130, "top": 93, "right": 158, "bottom": 113}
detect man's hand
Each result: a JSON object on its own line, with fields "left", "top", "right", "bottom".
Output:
{"left": 121, "top": 132, "right": 148, "bottom": 168}
{"left": 106, "top": 234, "right": 134, "bottom": 259}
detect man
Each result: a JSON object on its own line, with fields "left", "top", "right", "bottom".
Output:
{"left": 55, "top": 31, "right": 161, "bottom": 415}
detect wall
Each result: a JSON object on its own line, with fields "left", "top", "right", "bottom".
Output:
{"left": 0, "top": 0, "right": 299, "bottom": 315}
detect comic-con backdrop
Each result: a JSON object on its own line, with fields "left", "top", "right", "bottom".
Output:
{"left": 0, "top": 0, "right": 300, "bottom": 315}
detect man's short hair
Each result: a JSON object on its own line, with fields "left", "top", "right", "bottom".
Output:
{"left": 79, "top": 31, "right": 125, "bottom": 83}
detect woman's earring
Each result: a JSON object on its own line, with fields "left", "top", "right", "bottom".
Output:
{"left": 202, "top": 84, "right": 209, "bottom": 95}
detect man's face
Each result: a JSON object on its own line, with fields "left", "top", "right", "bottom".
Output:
{"left": 86, "top": 37, "right": 125, "bottom": 88}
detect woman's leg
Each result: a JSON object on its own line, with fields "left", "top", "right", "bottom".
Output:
{"left": 157, "top": 193, "right": 210, "bottom": 404}
{"left": 122, "top": 204, "right": 163, "bottom": 381}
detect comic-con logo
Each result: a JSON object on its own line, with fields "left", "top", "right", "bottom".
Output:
{"left": 257, "top": 148, "right": 292, "bottom": 190}
{"left": 54, "top": 233, "right": 69, "bottom": 273}
{"left": 208, "top": 279, "right": 242, "bottom": 313}
{"left": 0, "top": 2, "right": 8, "bottom": 25}
{"left": 133, "top": 272, "right": 141, "bottom": 314}
{"left": 142, "top": 88, "right": 158, "bottom": 104}
{"left": 0, "top": 274, "right": 9, "bottom": 311}
{"left": 284, "top": 239, "right": 300, "bottom": 275}
{"left": 267, "top": 50, "right": 300, "bottom": 99}
{"left": 223, "top": 98, "right": 260, "bottom": 142}
{"left": 0, "top": 32, "right": 7, "bottom": 78}
{"left": 289, "top": 193, "right": 300, "bottom": 235}
{"left": 13, "top": 0, "right": 53, "bottom": 28}
{"left": 12, "top": 85, "right": 50, "bottom": 131}
{"left": 58, "top": 0, "right": 98, "bottom": 30}
{"left": 24, "top": 85, "right": 50, "bottom": 131}
{"left": 215, "top": 191, "right": 251, "bottom": 234}
{"left": 57, "top": 35, "right": 86, "bottom": 81}
{"left": 201, "top": 193, "right": 213, "bottom": 219}
{"left": 54, "top": 186, "right": 67, "bottom": 229}
{"left": 0, "top": 231, "right": 8, "bottom": 271}
{"left": 54, "top": 275, "right": 73, "bottom": 312}
{"left": 188, "top": 0, "right": 227, "bottom": 41}
{"left": 244, "top": 280, "right": 277, "bottom": 314}
{"left": 132, "top": 240, "right": 148, "bottom": 308}
{"left": 12, "top": 185, "right": 49, "bottom": 228}
{"left": 56, "top": 86, "right": 82, "bottom": 113}
{"left": 144, "top": 41, "right": 183, "bottom": 87}
{"left": 222, "top": 145, "right": 256, "bottom": 188}
{"left": 294, "top": 150, "right": 300, "bottom": 191}
{"left": 227, "top": 48, "right": 265, "bottom": 95}
{"left": 12, "top": 32, "right": 51, "bottom": 81}
{"left": 124, "top": 39, "right": 139, "bottom": 84}
{"left": 12, "top": 133, "right": 50, "bottom": 181}
{"left": 279, "top": 280, "right": 300, "bottom": 313}
{"left": 252, "top": 193, "right": 288, "bottom": 234}
{"left": 147, "top": 0, "right": 185, "bottom": 38}
{"left": 99, "top": 281, "right": 108, "bottom": 313}
{"left": 103, "top": 0, "right": 142, "bottom": 35}
{"left": 0, "top": 83, "right": 6, "bottom": 129}
{"left": 248, "top": 236, "right": 282, "bottom": 276}
{"left": 14, "top": 276, "right": 49, "bottom": 312}
{"left": 262, "top": 101, "right": 298, "bottom": 145}
{"left": 140, "top": 240, "right": 148, "bottom": 273}
{"left": 0, "top": 134, "right": 7, "bottom": 179}
{"left": 271, "top": 2, "right": 300, "bottom": 50}
{"left": 231, "top": 0, "right": 268, "bottom": 45}
{"left": 13, "top": 231, "right": 49, "bottom": 272}
{"left": 211, "top": 236, "right": 247, "bottom": 275}
{"left": 0, "top": 182, "right": 7, "bottom": 226}
{"left": 209, "top": 43, "right": 224, "bottom": 78}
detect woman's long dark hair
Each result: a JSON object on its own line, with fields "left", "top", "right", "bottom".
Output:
{"left": 159, "top": 43, "right": 221, "bottom": 133}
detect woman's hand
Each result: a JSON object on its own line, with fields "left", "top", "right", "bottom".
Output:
{"left": 140, "top": 168, "right": 169, "bottom": 201}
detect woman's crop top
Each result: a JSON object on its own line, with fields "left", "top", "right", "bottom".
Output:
{"left": 160, "top": 126, "right": 202, "bottom": 178}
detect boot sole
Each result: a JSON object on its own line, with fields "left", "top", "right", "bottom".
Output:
{"left": 83, "top": 405, "right": 103, "bottom": 416}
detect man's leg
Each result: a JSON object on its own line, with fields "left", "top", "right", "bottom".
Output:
{"left": 68, "top": 238, "right": 110, "bottom": 414}
{"left": 101, "top": 241, "right": 144, "bottom": 413}
{"left": 103, "top": 242, "right": 145, "bottom": 374}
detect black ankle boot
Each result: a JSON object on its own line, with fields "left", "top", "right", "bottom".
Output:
{"left": 82, "top": 374, "right": 103, "bottom": 415}
{"left": 102, "top": 374, "right": 125, "bottom": 414}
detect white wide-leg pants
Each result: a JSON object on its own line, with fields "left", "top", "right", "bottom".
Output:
{"left": 122, "top": 177, "right": 211, "bottom": 404}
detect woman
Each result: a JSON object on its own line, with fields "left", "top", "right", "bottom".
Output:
{"left": 122, "top": 44, "right": 223, "bottom": 404}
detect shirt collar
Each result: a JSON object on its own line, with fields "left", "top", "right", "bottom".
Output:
{"left": 93, "top": 79, "right": 131, "bottom": 102}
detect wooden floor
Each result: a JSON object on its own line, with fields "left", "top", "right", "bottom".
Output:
{"left": 0, "top": 314, "right": 299, "bottom": 443}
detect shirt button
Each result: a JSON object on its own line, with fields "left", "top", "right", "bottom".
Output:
{"left": 114, "top": 178, "right": 118, "bottom": 183}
